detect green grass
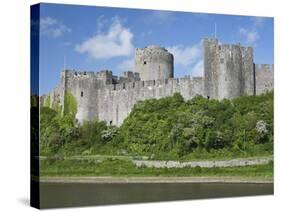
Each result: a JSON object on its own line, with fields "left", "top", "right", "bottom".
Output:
{"left": 40, "top": 158, "right": 273, "bottom": 179}
{"left": 41, "top": 153, "right": 272, "bottom": 162}
{"left": 173, "top": 148, "right": 273, "bottom": 161}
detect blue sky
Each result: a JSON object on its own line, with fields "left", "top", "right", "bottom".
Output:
{"left": 38, "top": 3, "right": 274, "bottom": 95}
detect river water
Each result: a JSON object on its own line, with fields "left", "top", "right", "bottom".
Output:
{"left": 40, "top": 182, "right": 273, "bottom": 208}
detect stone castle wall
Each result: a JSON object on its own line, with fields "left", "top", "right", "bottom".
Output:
{"left": 46, "top": 70, "right": 204, "bottom": 126}
{"left": 98, "top": 76, "right": 203, "bottom": 126}
{"left": 42, "top": 40, "right": 274, "bottom": 126}
{"left": 255, "top": 64, "right": 274, "bottom": 95}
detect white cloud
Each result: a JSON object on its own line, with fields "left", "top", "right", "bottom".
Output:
{"left": 75, "top": 17, "right": 134, "bottom": 60}
{"left": 239, "top": 17, "right": 265, "bottom": 45}
{"left": 96, "top": 15, "right": 109, "bottom": 33}
{"left": 167, "top": 42, "right": 202, "bottom": 67}
{"left": 190, "top": 60, "right": 203, "bottom": 76}
{"left": 167, "top": 42, "right": 203, "bottom": 77}
{"left": 40, "top": 17, "right": 71, "bottom": 38}
{"left": 239, "top": 27, "right": 259, "bottom": 44}
{"left": 118, "top": 58, "right": 134, "bottom": 71}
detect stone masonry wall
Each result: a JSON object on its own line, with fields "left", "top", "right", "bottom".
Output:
{"left": 203, "top": 38, "right": 219, "bottom": 99}
{"left": 255, "top": 64, "right": 274, "bottom": 95}
{"left": 204, "top": 38, "right": 254, "bottom": 100}
{"left": 98, "top": 76, "right": 203, "bottom": 126}
{"left": 241, "top": 46, "right": 255, "bottom": 95}
{"left": 135, "top": 45, "right": 174, "bottom": 81}
{"left": 62, "top": 70, "right": 100, "bottom": 123}
{"left": 44, "top": 70, "right": 203, "bottom": 126}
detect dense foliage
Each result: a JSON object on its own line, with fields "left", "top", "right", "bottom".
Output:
{"left": 40, "top": 92, "right": 273, "bottom": 160}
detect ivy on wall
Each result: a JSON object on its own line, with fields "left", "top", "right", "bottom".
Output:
{"left": 43, "top": 95, "right": 50, "bottom": 107}
{"left": 63, "top": 91, "right": 77, "bottom": 116}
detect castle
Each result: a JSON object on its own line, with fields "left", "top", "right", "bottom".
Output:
{"left": 42, "top": 38, "right": 274, "bottom": 126}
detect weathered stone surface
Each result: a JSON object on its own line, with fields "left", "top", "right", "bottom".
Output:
{"left": 135, "top": 45, "right": 173, "bottom": 81}
{"left": 255, "top": 64, "right": 274, "bottom": 95}
{"left": 204, "top": 39, "right": 255, "bottom": 100}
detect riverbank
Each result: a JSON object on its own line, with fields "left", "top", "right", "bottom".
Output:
{"left": 40, "top": 157, "right": 273, "bottom": 179}
{"left": 133, "top": 156, "right": 272, "bottom": 168}
{"left": 40, "top": 155, "right": 273, "bottom": 168}
{"left": 40, "top": 176, "right": 273, "bottom": 184}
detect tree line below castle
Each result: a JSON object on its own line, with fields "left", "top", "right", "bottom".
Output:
{"left": 39, "top": 91, "right": 273, "bottom": 161}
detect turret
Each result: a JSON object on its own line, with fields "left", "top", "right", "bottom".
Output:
{"left": 134, "top": 45, "right": 174, "bottom": 81}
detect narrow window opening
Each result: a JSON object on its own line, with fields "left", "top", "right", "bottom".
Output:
{"left": 81, "top": 91, "right": 84, "bottom": 97}
{"left": 143, "top": 61, "right": 147, "bottom": 65}
{"left": 207, "top": 96, "right": 210, "bottom": 100}
{"left": 142, "top": 81, "right": 145, "bottom": 87}
{"left": 75, "top": 72, "right": 77, "bottom": 76}
{"left": 153, "top": 80, "right": 156, "bottom": 85}
{"left": 113, "top": 84, "right": 116, "bottom": 90}
{"left": 133, "top": 82, "right": 135, "bottom": 88}
{"left": 123, "top": 83, "right": 126, "bottom": 89}
{"left": 109, "top": 120, "right": 112, "bottom": 125}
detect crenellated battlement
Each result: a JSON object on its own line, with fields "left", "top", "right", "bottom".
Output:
{"left": 62, "top": 69, "right": 100, "bottom": 82}
{"left": 217, "top": 43, "right": 253, "bottom": 53}
{"left": 99, "top": 75, "right": 203, "bottom": 92}
{"left": 204, "top": 38, "right": 218, "bottom": 44}
{"left": 62, "top": 69, "right": 140, "bottom": 85}
{"left": 135, "top": 45, "right": 169, "bottom": 56}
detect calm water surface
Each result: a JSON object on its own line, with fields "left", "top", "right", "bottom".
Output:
{"left": 40, "top": 182, "right": 273, "bottom": 208}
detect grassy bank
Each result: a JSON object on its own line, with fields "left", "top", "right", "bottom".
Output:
{"left": 40, "top": 158, "right": 273, "bottom": 179}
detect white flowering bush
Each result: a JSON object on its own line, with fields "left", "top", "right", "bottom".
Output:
{"left": 256, "top": 120, "right": 268, "bottom": 135}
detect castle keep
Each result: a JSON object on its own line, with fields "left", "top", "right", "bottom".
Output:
{"left": 42, "top": 38, "right": 274, "bottom": 126}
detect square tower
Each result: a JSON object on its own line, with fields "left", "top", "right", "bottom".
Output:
{"left": 203, "top": 38, "right": 254, "bottom": 99}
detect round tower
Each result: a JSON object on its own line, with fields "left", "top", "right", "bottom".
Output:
{"left": 134, "top": 45, "right": 174, "bottom": 81}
